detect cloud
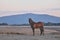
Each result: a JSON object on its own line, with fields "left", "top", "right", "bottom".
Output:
{"left": 0, "top": 8, "right": 60, "bottom": 17}
{"left": 46, "top": 8, "right": 60, "bottom": 11}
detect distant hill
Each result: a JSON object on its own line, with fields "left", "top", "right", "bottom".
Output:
{"left": 0, "top": 13, "right": 60, "bottom": 24}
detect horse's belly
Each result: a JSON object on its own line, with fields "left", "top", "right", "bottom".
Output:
{"left": 34, "top": 24, "right": 40, "bottom": 28}
{"left": 34, "top": 23, "right": 43, "bottom": 28}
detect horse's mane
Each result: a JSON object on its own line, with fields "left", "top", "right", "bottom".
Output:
{"left": 29, "top": 18, "right": 44, "bottom": 25}
{"left": 29, "top": 18, "right": 35, "bottom": 24}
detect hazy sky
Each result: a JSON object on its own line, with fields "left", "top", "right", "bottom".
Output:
{"left": 0, "top": 0, "right": 60, "bottom": 17}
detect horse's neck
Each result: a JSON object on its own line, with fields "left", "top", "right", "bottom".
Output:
{"left": 31, "top": 21, "right": 35, "bottom": 24}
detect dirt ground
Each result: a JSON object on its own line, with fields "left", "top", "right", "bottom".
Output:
{"left": 0, "top": 26, "right": 60, "bottom": 40}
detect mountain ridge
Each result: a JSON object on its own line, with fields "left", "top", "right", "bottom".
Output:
{"left": 0, "top": 13, "right": 60, "bottom": 24}
{"left": 0, "top": 13, "right": 60, "bottom": 18}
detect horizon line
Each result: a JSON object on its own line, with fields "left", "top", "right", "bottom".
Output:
{"left": 0, "top": 13, "right": 60, "bottom": 18}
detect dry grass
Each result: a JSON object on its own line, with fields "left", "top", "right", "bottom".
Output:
{"left": 0, "top": 32, "right": 25, "bottom": 35}
{"left": 0, "top": 27, "right": 59, "bottom": 35}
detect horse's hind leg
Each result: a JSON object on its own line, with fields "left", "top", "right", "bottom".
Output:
{"left": 40, "top": 29, "right": 42, "bottom": 36}
{"left": 42, "top": 28, "right": 44, "bottom": 35}
{"left": 40, "top": 27, "right": 44, "bottom": 36}
{"left": 42, "top": 26, "right": 44, "bottom": 35}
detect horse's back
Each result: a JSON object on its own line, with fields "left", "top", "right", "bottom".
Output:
{"left": 33, "top": 22, "right": 44, "bottom": 28}
{"left": 38, "top": 22, "right": 44, "bottom": 26}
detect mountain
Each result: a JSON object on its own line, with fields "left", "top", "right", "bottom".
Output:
{"left": 0, "top": 13, "right": 60, "bottom": 24}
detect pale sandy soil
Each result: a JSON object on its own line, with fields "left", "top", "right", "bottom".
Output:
{"left": 0, "top": 26, "right": 60, "bottom": 40}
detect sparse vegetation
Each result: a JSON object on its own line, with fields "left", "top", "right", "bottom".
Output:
{"left": 0, "top": 23, "right": 8, "bottom": 25}
{"left": 0, "top": 32, "right": 25, "bottom": 35}
{"left": 0, "top": 22, "right": 60, "bottom": 26}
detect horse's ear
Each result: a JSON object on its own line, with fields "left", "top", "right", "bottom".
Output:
{"left": 29, "top": 18, "right": 31, "bottom": 19}
{"left": 29, "top": 18, "right": 31, "bottom": 21}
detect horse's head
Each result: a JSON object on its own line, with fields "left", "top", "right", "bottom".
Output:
{"left": 29, "top": 18, "right": 31, "bottom": 20}
{"left": 29, "top": 18, "right": 35, "bottom": 24}
{"left": 29, "top": 18, "right": 32, "bottom": 23}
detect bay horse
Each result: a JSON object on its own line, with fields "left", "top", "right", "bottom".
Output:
{"left": 29, "top": 18, "right": 44, "bottom": 36}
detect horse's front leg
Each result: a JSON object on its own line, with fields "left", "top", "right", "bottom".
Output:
{"left": 32, "top": 28, "right": 35, "bottom": 36}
